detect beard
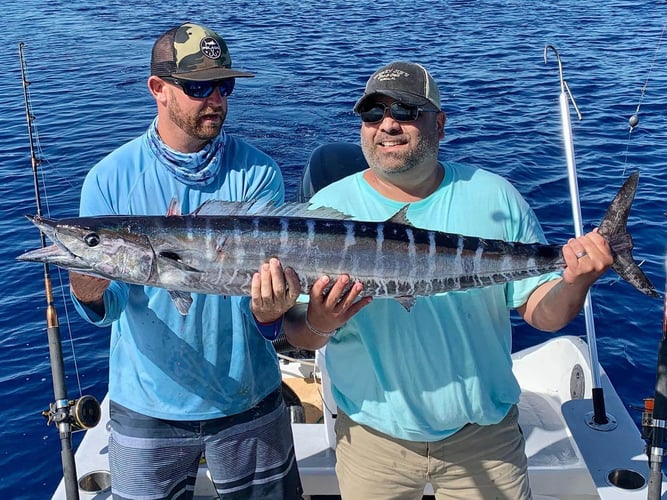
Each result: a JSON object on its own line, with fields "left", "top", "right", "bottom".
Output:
{"left": 168, "top": 94, "right": 226, "bottom": 141}
{"left": 361, "top": 130, "right": 439, "bottom": 175}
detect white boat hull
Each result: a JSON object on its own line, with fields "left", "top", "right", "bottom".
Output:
{"left": 53, "top": 336, "right": 666, "bottom": 499}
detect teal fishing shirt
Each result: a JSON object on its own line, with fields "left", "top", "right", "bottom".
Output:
{"left": 309, "top": 162, "right": 561, "bottom": 441}
{"left": 71, "top": 130, "right": 284, "bottom": 421}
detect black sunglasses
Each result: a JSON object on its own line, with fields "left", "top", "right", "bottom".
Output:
{"left": 359, "top": 102, "right": 435, "bottom": 124}
{"left": 162, "top": 77, "right": 235, "bottom": 99}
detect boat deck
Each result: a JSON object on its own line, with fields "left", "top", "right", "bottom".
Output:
{"left": 53, "top": 336, "right": 665, "bottom": 499}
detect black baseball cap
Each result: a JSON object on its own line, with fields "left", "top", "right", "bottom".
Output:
{"left": 354, "top": 61, "right": 441, "bottom": 112}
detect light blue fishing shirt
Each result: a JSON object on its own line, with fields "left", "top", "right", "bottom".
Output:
{"left": 309, "top": 162, "right": 561, "bottom": 441}
{"left": 71, "top": 130, "right": 284, "bottom": 420}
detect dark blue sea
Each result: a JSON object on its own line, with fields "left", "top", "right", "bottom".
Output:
{"left": 1, "top": 1, "right": 666, "bottom": 497}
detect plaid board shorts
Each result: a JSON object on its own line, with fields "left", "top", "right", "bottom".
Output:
{"left": 108, "top": 387, "right": 303, "bottom": 499}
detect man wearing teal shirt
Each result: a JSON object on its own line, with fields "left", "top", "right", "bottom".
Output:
{"left": 69, "top": 23, "right": 302, "bottom": 499}
{"left": 282, "top": 61, "right": 614, "bottom": 499}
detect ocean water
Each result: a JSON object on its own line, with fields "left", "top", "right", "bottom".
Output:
{"left": 1, "top": 1, "right": 666, "bottom": 497}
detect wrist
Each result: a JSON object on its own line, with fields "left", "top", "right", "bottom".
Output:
{"left": 72, "top": 291, "right": 105, "bottom": 305}
{"left": 254, "top": 315, "right": 283, "bottom": 326}
{"left": 304, "top": 315, "right": 339, "bottom": 338}
{"left": 253, "top": 314, "right": 284, "bottom": 341}
{"left": 69, "top": 273, "right": 109, "bottom": 304}
{"left": 72, "top": 291, "right": 105, "bottom": 317}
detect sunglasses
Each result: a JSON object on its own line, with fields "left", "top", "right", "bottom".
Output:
{"left": 359, "top": 102, "right": 435, "bottom": 124}
{"left": 162, "top": 77, "right": 235, "bottom": 99}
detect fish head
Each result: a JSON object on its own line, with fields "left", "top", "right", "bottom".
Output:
{"left": 18, "top": 215, "right": 156, "bottom": 284}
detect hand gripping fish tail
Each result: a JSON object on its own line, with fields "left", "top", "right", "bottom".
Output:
{"left": 597, "top": 171, "right": 658, "bottom": 298}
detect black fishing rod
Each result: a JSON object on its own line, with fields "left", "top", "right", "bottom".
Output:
{"left": 644, "top": 271, "right": 667, "bottom": 500}
{"left": 19, "top": 42, "right": 100, "bottom": 500}
{"left": 630, "top": 22, "right": 667, "bottom": 500}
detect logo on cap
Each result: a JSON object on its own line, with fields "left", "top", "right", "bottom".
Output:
{"left": 374, "top": 69, "right": 410, "bottom": 81}
{"left": 200, "top": 37, "right": 222, "bottom": 60}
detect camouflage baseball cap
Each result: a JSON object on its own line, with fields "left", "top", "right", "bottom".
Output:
{"left": 353, "top": 61, "right": 441, "bottom": 112}
{"left": 151, "top": 23, "right": 254, "bottom": 81}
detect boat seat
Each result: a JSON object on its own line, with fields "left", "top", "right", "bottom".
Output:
{"left": 273, "top": 143, "right": 368, "bottom": 361}
{"left": 296, "top": 142, "right": 367, "bottom": 444}
{"left": 298, "top": 142, "right": 368, "bottom": 202}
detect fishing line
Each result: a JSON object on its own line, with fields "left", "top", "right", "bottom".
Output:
{"left": 607, "top": 19, "right": 667, "bottom": 294}
{"left": 21, "top": 48, "right": 84, "bottom": 399}
{"left": 623, "top": 19, "right": 667, "bottom": 174}
{"left": 618, "top": 23, "right": 667, "bottom": 499}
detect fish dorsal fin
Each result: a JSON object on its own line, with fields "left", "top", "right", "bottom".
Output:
{"left": 387, "top": 205, "right": 413, "bottom": 226}
{"left": 191, "top": 200, "right": 271, "bottom": 216}
{"left": 190, "top": 200, "right": 352, "bottom": 220}
{"left": 306, "top": 204, "right": 353, "bottom": 220}
{"left": 166, "top": 198, "right": 181, "bottom": 216}
{"left": 260, "top": 202, "right": 350, "bottom": 219}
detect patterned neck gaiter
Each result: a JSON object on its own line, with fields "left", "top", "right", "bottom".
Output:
{"left": 147, "top": 117, "right": 226, "bottom": 186}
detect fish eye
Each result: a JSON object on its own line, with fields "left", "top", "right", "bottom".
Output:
{"left": 84, "top": 232, "right": 100, "bottom": 247}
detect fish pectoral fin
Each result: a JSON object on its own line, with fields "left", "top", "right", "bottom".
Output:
{"left": 395, "top": 296, "right": 416, "bottom": 311}
{"left": 157, "top": 251, "right": 202, "bottom": 273}
{"left": 168, "top": 290, "right": 193, "bottom": 315}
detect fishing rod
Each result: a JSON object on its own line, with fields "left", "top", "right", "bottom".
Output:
{"left": 626, "top": 23, "right": 667, "bottom": 500}
{"left": 544, "top": 45, "right": 613, "bottom": 429}
{"left": 645, "top": 268, "right": 667, "bottom": 500}
{"left": 19, "top": 42, "right": 100, "bottom": 500}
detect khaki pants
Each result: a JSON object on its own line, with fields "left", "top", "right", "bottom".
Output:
{"left": 334, "top": 405, "right": 531, "bottom": 500}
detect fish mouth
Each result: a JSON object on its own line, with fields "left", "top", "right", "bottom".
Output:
{"left": 17, "top": 242, "right": 93, "bottom": 272}
{"left": 16, "top": 215, "right": 90, "bottom": 271}
{"left": 17, "top": 243, "right": 71, "bottom": 262}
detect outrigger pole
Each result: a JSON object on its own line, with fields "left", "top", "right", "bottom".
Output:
{"left": 19, "top": 42, "right": 100, "bottom": 500}
{"left": 544, "top": 45, "right": 614, "bottom": 429}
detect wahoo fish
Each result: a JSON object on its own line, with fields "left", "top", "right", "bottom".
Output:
{"left": 17, "top": 172, "right": 658, "bottom": 314}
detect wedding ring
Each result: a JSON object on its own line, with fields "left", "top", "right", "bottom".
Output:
{"left": 575, "top": 251, "right": 588, "bottom": 259}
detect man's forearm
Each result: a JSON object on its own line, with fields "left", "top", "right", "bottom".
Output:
{"left": 69, "top": 272, "right": 109, "bottom": 316}
{"left": 520, "top": 279, "right": 588, "bottom": 332}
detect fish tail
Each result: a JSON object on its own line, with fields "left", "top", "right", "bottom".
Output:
{"left": 598, "top": 171, "right": 659, "bottom": 297}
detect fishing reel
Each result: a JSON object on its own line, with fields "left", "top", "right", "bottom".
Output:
{"left": 42, "top": 394, "right": 101, "bottom": 432}
{"left": 640, "top": 397, "right": 667, "bottom": 467}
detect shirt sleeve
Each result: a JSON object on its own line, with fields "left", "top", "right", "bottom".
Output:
{"left": 72, "top": 159, "right": 131, "bottom": 325}
{"left": 70, "top": 280, "right": 130, "bottom": 326}
{"left": 503, "top": 185, "right": 562, "bottom": 308}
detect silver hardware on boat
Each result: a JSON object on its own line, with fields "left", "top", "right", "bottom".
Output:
{"left": 544, "top": 44, "right": 582, "bottom": 121}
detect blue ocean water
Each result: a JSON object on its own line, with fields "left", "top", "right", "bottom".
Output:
{"left": 1, "top": 1, "right": 665, "bottom": 497}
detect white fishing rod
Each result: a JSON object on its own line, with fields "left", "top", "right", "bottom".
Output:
{"left": 544, "top": 45, "right": 613, "bottom": 429}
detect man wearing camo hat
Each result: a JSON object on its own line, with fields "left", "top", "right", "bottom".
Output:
{"left": 69, "top": 22, "right": 302, "bottom": 499}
